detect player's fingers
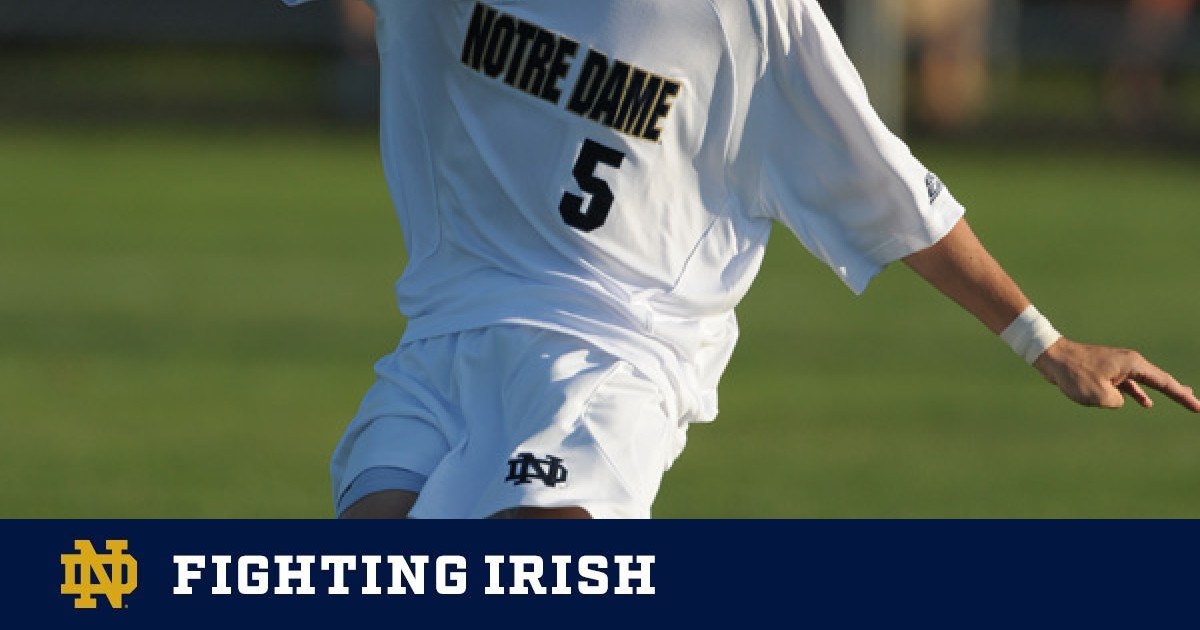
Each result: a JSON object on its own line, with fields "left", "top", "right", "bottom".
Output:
{"left": 1126, "top": 357, "right": 1200, "bottom": 413}
{"left": 1117, "top": 379, "right": 1152, "bottom": 409}
{"left": 1074, "top": 375, "right": 1124, "bottom": 409}
{"left": 1095, "top": 383, "right": 1125, "bottom": 409}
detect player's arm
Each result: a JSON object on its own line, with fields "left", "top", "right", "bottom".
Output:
{"left": 902, "top": 217, "right": 1200, "bottom": 412}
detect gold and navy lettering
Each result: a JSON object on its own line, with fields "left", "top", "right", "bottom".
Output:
{"left": 460, "top": 2, "right": 682, "bottom": 143}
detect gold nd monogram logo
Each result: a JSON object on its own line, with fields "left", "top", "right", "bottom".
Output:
{"left": 60, "top": 539, "right": 138, "bottom": 609}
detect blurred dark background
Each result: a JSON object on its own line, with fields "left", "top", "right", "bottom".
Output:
{"left": 0, "top": 0, "right": 367, "bottom": 125}
{"left": 1, "top": 0, "right": 1198, "bottom": 143}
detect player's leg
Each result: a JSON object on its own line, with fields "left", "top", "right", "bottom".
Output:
{"left": 336, "top": 466, "right": 429, "bottom": 518}
{"left": 334, "top": 327, "right": 685, "bottom": 519}
{"left": 340, "top": 490, "right": 419, "bottom": 519}
{"left": 488, "top": 506, "right": 592, "bottom": 519}
{"left": 410, "top": 327, "right": 684, "bottom": 519}
{"left": 341, "top": 493, "right": 593, "bottom": 519}
{"left": 329, "top": 336, "right": 460, "bottom": 519}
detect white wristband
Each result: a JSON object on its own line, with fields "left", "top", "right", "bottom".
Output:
{"left": 1000, "top": 305, "right": 1062, "bottom": 364}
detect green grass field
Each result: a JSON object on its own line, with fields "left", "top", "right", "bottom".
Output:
{"left": 3, "top": 123, "right": 1198, "bottom": 518}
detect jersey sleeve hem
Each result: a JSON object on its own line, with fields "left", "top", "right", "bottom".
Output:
{"left": 842, "top": 190, "right": 966, "bottom": 295}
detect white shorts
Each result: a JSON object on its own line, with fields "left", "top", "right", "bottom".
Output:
{"left": 330, "top": 325, "right": 687, "bottom": 519}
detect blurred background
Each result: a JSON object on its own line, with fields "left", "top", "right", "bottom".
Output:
{"left": 5, "top": 0, "right": 1200, "bottom": 138}
{"left": 2, "top": 0, "right": 1198, "bottom": 518}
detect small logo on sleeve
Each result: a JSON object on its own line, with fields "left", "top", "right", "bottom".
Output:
{"left": 926, "top": 172, "right": 945, "bottom": 204}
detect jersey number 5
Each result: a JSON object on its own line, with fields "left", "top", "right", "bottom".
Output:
{"left": 560, "top": 139, "right": 625, "bottom": 232}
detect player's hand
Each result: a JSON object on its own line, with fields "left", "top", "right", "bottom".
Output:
{"left": 1033, "top": 338, "right": 1200, "bottom": 412}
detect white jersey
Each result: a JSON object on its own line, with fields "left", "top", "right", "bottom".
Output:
{"left": 285, "top": 0, "right": 965, "bottom": 424}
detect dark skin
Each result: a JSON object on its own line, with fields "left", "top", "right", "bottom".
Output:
{"left": 340, "top": 492, "right": 588, "bottom": 519}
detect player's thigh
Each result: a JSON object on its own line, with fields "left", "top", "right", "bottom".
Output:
{"left": 488, "top": 506, "right": 592, "bottom": 519}
{"left": 330, "top": 335, "right": 461, "bottom": 517}
{"left": 451, "top": 337, "right": 679, "bottom": 519}
{"left": 340, "top": 489, "right": 592, "bottom": 519}
{"left": 339, "top": 490, "right": 419, "bottom": 519}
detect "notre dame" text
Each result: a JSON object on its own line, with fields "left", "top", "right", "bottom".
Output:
{"left": 460, "top": 1, "right": 683, "bottom": 142}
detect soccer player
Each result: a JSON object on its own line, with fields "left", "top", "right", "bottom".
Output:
{"left": 281, "top": 0, "right": 1200, "bottom": 519}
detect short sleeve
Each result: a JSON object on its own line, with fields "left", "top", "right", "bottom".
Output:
{"left": 734, "top": 0, "right": 964, "bottom": 294}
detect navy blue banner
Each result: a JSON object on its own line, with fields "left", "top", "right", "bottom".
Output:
{"left": 6, "top": 520, "right": 1197, "bottom": 628}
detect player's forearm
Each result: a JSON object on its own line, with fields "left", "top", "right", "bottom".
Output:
{"left": 902, "top": 217, "right": 1030, "bottom": 335}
